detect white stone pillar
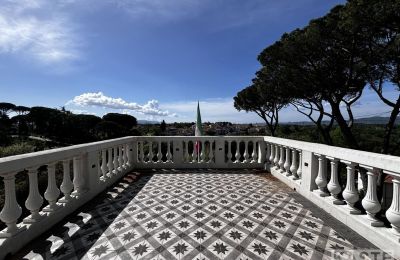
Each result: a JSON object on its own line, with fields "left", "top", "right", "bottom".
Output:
{"left": 118, "top": 145, "right": 123, "bottom": 170}
{"left": 264, "top": 142, "right": 270, "bottom": 164}
{"left": 361, "top": 166, "right": 384, "bottom": 227}
{"left": 297, "top": 150, "right": 302, "bottom": 178}
{"left": 123, "top": 144, "right": 129, "bottom": 168}
{"left": 208, "top": 141, "right": 214, "bottom": 163}
{"left": 227, "top": 141, "right": 232, "bottom": 163}
{"left": 251, "top": 141, "right": 258, "bottom": 163}
{"left": 24, "top": 167, "right": 43, "bottom": 223}
{"left": 278, "top": 146, "right": 285, "bottom": 173}
{"left": 113, "top": 147, "right": 119, "bottom": 173}
{"left": 243, "top": 141, "right": 249, "bottom": 163}
{"left": 234, "top": 141, "right": 241, "bottom": 163}
{"left": 284, "top": 147, "right": 291, "bottom": 176}
{"left": 315, "top": 154, "right": 329, "bottom": 197}
{"left": 59, "top": 160, "right": 74, "bottom": 203}
{"left": 44, "top": 163, "right": 60, "bottom": 212}
{"left": 167, "top": 141, "right": 172, "bottom": 162}
{"left": 341, "top": 161, "right": 360, "bottom": 214}
{"left": 73, "top": 156, "right": 85, "bottom": 197}
{"left": 100, "top": 149, "right": 108, "bottom": 179}
{"left": 273, "top": 145, "right": 279, "bottom": 168}
{"left": 269, "top": 144, "right": 274, "bottom": 166}
{"left": 0, "top": 172, "right": 25, "bottom": 238}
{"left": 290, "top": 150, "right": 299, "bottom": 180}
{"left": 157, "top": 141, "right": 163, "bottom": 163}
{"left": 140, "top": 142, "right": 145, "bottom": 163}
{"left": 386, "top": 174, "right": 400, "bottom": 237}
{"left": 327, "top": 157, "right": 344, "bottom": 204}
{"left": 200, "top": 141, "right": 206, "bottom": 163}
{"left": 148, "top": 142, "right": 154, "bottom": 163}
{"left": 107, "top": 148, "right": 114, "bottom": 175}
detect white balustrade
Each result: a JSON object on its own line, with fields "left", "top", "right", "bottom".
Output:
{"left": 118, "top": 146, "right": 124, "bottom": 169}
{"left": 113, "top": 147, "right": 119, "bottom": 173}
{"left": 100, "top": 149, "right": 108, "bottom": 179}
{"left": 278, "top": 146, "right": 285, "bottom": 172}
{"left": 234, "top": 141, "right": 240, "bottom": 163}
{"left": 251, "top": 141, "right": 258, "bottom": 163}
{"left": 73, "top": 156, "right": 85, "bottom": 197}
{"left": 269, "top": 143, "right": 274, "bottom": 166}
{"left": 227, "top": 141, "right": 232, "bottom": 163}
{"left": 107, "top": 148, "right": 114, "bottom": 175}
{"left": 386, "top": 174, "right": 400, "bottom": 236}
{"left": 166, "top": 142, "right": 172, "bottom": 162}
{"left": 148, "top": 142, "right": 154, "bottom": 163}
{"left": 123, "top": 144, "right": 129, "bottom": 167}
{"left": 297, "top": 150, "right": 302, "bottom": 178}
{"left": 273, "top": 145, "right": 279, "bottom": 168}
{"left": 243, "top": 141, "right": 249, "bottom": 163}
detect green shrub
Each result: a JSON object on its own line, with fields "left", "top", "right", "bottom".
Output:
{"left": 0, "top": 142, "right": 35, "bottom": 158}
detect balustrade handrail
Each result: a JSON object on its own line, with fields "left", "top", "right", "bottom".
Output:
{"left": 264, "top": 136, "right": 400, "bottom": 176}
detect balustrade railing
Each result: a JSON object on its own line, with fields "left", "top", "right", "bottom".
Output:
{"left": 0, "top": 135, "right": 400, "bottom": 258}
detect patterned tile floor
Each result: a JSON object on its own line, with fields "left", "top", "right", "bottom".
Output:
{"left": 15, "top": 169, "right": 376, "bottom": 260}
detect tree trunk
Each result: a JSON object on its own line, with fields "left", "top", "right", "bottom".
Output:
{"left": 330, "top": 102, "right": 360, "bottom": 150}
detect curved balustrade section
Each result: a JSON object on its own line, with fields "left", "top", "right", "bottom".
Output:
{"left": 264, "top": 136, "right": 400, "bottom": 258}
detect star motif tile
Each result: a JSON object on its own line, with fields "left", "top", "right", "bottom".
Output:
{"left": 15, "top": 170, "right": 377, "bottom": 260}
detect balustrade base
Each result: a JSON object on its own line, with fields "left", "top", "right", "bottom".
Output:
{"left": 315, "top": 189, "right": 330, "bottom": 197}
{"left": 0, "top": 225, "right": 26, "bottom": 238}
{"left": 366, "top": 213, "right": 384, "bottom": 227}
{"left": 332, "top": 198, "right": 346, "bottom": 205}
{"left": 23, "top": 213, "right": 44, "bottom": 224}
{"left": 43, "top": 203, "right": 61, "bottom": 213}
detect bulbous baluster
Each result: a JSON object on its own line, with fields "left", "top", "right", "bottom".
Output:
{"left": 235, "top": 141, "right": 241, "bottom": 163}
{"left": 284, "top": 147, "right": 291, "bottom": 176}
{"left": 327, "top": 157, "right": 344, "bottom": 204}
{"left": 251, "top": 141, "right": 258, "bottom": 163}
{"left": 297, "top": 150, "right": 302, "bottom": 178}
{"left": 73, "top": 156, "right": 85, "bottom": 197}
{"left": 148, "top": 142, "right": 154, "bottom": 163}
{"left": 208, "top": 141, "right": 214, "bottom": 163}
{"left": 123, "top": 144, "right": 129, "bottom": 167}
{"left": 185, "top": 141, "right": 190, "bottom": 162}
{"left": 278, "top": 146, "right": 285, "bottom": 173}
{"left": 273, "top": 145, "right": 279, "bottom": 168}
{"left": 157, "top": 141, "right": 163, "bottom": 163}
{"left": 264, "top": 142, "right": 269, "bottom": 164}
{"left": 200, "top": 141, "right": 206, "bottom": 163}
{"left": 361, "top": 166, "right": 383, "bottom": 227}
{"left": 100, "top": 149, "right": 108, "bottom": 179}
{"left": 24, "top": 167, "right": 43, "bottom": 223}
{"left": 227, "top": 141, "right": 232, "bottom": 163}
{"left": 342, "top": 161, "right": 360, "bottom": 214}
{"left": 315, "top": 154, "right": 329, "bottom": 197}
{"left": 269, "top": 144, "right": 275, "bottom": 166}
{"left": 107, "top": 148, "right": 114, "bottom": 175}
{"left": 290, "top": 150, "right": 299, "bottom": 180}
{"left": 118, "top": 146, "right": 123, "bottom": 170}
{"left": 0, "top": 172, "right": 25, "bottom": 238}
{"left": 113, "top": 147, "right": 119, "bottom": 173}
{"left": 192, "top": 141, "right": 198, "bottom": 163}
{"left": 140, "top": 142, "right": 144, "bottom": 163}
{"left": 44, "top": 163, "right": 60, "bottom": 212}
{"left": 167, "top": 141, "right": 172, "bottom": 162}
{"left": 386, "top": 174, "right": 400, "bottom": 236}
{"left": 60, "top": 160, "right": 74, "bottom": 203}
{"left": 243, "top": 141, "right": 249, "bottom": 163}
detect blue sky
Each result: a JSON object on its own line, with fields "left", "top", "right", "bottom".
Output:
{"left": 0, "top": 0, "right": 396, "bottom": 123}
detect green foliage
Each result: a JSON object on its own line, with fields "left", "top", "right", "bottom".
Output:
{"left": 0, "top": 142, "right": 35, "bottom": 157}
{"left": 103, "top": 113, "right": 137, "bottom": 129}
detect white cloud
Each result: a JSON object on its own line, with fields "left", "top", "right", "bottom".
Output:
{"left": 67, "top": 92, "right": 174, "bottom": 117}
{"left": 0, "top": 0, "right": 80, "bottom": 65}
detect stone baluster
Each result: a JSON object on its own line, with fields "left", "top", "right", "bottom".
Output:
{"left": 243, "top": 141, "right": 249, "bottom": 163}
{"left": 24, "top": 167, "right": 43, "bottom": 223}
{"left": 73, "top": 156, "right": 85, "bottom": 197}
{"left": 157, "top": 141, "right": 163, "bottom": 163}
{"left": 297, "top": 150, "right": 302, "bottom": 178}
{"left": 327, "top": 157, "right": 344, "bottom": 204}
{"left": 386, "top": 174, "right": 400, "bottom": 237}
{"left": 107, "top": 148, "right": 114, "bottom": 174}
{"left": 60, "top": 160, "right": 74, "bottom": 203}
{"left": 123, "top": 144, "right": 129, "bottom": 168}
{"left": 118, "top": 146, "right": 124, "bottom": 170}
{"left": 273, "top": 145, "right": 279, "bottom": 168}
{"left": 208, "top": 141, "right": 214, "bottom": 163}
{"left": 44, "top": 163, "right": 60, "bottom": 212}
{"left": 251, "top": 141, "right": 258, "bottom": 163}
{"left": 185, "top": 141, "right": 190, "bottom": 162}
{"left": 125, "top": 144, "right": 131, "bottom": 167}
{"left": 341, "top": 161, "right": 360, "bottom": 214}
{"left": 234, "top": 141, "right": 241, "bottom": 163}
{"left": 0, "top": 172, "right": 25, "bottom": 238}
{"left": 166, "top": 141, "right": 172, "bottom": 162}
{"left": 264, "top": 142, "right": 270, "bottom": 164}
{"left": 148, "top": 142, "right": 154, "bottom": 163}
{"left": 361, "top": 166, "right": 383, "bottom": 227}
{"left": 113, "top": 147, "right": 119, "bottom": 173}
{"left": 290, "top": 150, "right": 299, "bottom": 180}
{"left": 227, "top": 141, "right": 232, "bottom": 163}
{"left": 193, "top": 141, "right": 198, "bottom": 163}
{"left": 315, "top": 154, "right": 329, "bottom": 197}
{"left": 200, "top": 141, "right": 206, "bottom": 163}
{"left": 100, "top": 149, "right": 108, "bottom": 179}
{"left": 278, "top": 146, "right": 285, "bottom": 173}
{"left": 140, "top": 142, "right": 145, "bottom": 163}
{"left": 269, "top": 144, "right": 274, "bottom": 166}
{"left": 284, "top": 147, "right": 291, "bottom": 176}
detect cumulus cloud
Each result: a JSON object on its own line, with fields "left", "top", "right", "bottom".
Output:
{"left": 68, "top": 92, "right": 175, "bottom": 117}
{"left": 0, "top": 0, "right": 80, "bottom": 65}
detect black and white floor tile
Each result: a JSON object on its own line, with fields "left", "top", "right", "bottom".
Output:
{"left": 17, "top": 170, "right": 374, "bottom": 260}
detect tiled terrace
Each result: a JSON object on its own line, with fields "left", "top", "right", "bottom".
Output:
{"left": 15, "top": 170, "right": 375, "bottom": 260}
